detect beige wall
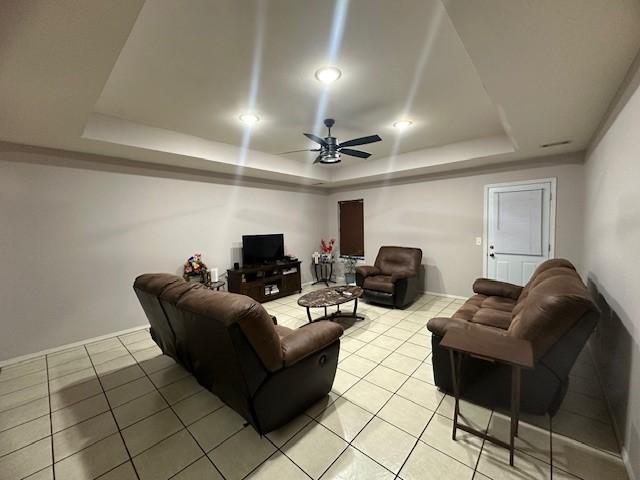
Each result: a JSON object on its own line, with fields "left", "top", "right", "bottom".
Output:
{"left": 584, "top": 83, "right": 640, "bottom": 479}
{"left": 327, "top": 156, "right": 585, "bottom": 297}
{"left": 0, "top": 151, "right": 327, "bottom": 361}
{"left": 0, "top": 148, "right": 586, "bottom": 363}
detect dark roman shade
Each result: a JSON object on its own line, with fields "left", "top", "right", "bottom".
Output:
{"left": 338, "top": 199, "right": 364, "bottom": 257}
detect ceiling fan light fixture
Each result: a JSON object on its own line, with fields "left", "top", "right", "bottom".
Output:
{"left": 322, "top": 152, "right": 341, "bottom": 163}
{"left": 393, "top": 119, "right": 413, "bottom": 130}
{"left": 315, "top": 66, "right": 342, "bottom": 84}
{"left": 239, "top": 113, "right": 260, "bottom": 125}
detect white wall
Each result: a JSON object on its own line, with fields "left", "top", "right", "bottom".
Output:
{"left": 584, "top": 83, "right": 640, "bottom": 479}
{"left": 0, "top": 152, "right": 327, "bottom": 361}
{"left": 327, "top": 157, "right": 585, "bottom": 296}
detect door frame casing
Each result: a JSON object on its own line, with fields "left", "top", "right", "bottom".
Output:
{"left": 482, "top": 178, "right": 557, "bottom": 278}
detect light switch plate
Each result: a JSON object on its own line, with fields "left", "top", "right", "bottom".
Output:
{"left": 475, "top": 237, "right": 482, "bottom": 246}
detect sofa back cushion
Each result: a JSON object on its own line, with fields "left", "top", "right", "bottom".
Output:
{"left": 374, "top": 246, "right": 422, "bottom": 276}
{"left": 176, "top": 289, "right": 283, "bottom": 372}
{"left": 513, "top": 259, "right": 576, "bottom": 316}
{"left": 133, "top": 273, "right": 183, "bottom": 359}
{"left": 508, "top": 264, "right": 597, "bottom": 358}
{"left": 159, "top": 281, "right": 205, "bottom": 368}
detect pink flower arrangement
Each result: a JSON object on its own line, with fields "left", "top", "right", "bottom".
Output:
{"left": 320, "top": 238, "right": 336, "bottom": 254}
{"left": 183, "top": 253, "right": 207, "bottom": 276}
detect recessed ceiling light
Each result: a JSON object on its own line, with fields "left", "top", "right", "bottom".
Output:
{"left": 393, "top": 119, "right": 413, "bottom": 130}
{"left": 239, "top": 113, "right": 259, "bottom": 125}
{"left": 315, "top": 66, "right": 342, "bottom": 84}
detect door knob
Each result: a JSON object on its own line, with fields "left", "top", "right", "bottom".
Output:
{"left": 489, "top": 253, "right": 495, "bottom": 258}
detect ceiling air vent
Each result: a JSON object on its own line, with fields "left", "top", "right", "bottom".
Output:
{"left": 540, "top": 140, "right": 572, "bottom": 148}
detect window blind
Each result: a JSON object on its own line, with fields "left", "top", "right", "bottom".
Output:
{"left": 338, "top": 199, "right": 364, "bottom": 257}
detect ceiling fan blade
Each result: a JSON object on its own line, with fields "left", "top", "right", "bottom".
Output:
{"left": 304, "top": 133, "right": 329, "bottom": 147}
{"left": 313, "top": 155, "right": 323, "bottom": 164}
{"left": 339, "top": 148, "right": 371, "bottom": 159}
{"left": 278, "top": 148, "right": 320, "bottom": 155}
{"left": 339, "top": 134, "right": 382, "bottom": 148}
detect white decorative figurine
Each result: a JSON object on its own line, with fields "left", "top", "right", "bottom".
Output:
{"left": 312, "top": 251, "right": 321, "bottom": 265}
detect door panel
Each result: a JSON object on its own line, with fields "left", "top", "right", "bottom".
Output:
{"left": 487, "top": 181, "right": 554, "bottom": 286}
{"left": 494, "top": 189, "right": 543, "bottom": 256}
{"left": 496, "top": 260, "right": 510, "bottom": 282}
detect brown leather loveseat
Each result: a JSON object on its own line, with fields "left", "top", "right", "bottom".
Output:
{"left": 427, "top": 259, "right": 599, "bottom": 415}
{"left": 355, "top": 246, "right": 423, "bottom": 308}
{"left": 133, "top": 273, "right": 343, "bottom": 434}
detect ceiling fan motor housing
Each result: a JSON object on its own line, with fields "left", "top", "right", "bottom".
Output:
{"left": 292, "top": 118, "right": 382, "bottom": 164}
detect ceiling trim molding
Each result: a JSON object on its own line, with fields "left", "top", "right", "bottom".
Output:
{"left": 0, "top": 141, "right": 327, "bottom": 195}
{"left": 587, "top": 47, "right": 640, "bottom": 155}
{"left": 82, "top": 113, "right": 331, "bottom": 183}
{"left": 325, "top": 151, "right": 585, "bottom": 193}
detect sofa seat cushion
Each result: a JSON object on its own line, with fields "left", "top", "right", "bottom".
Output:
{"left": 481, "top": 296, "right": 517, "bottom": 313}
{"left": 469, "top": 308, "right": 512, "bottom": 330}
{"left": 451, "top": 294, "right": 486, "bottom": 321}
{"left": 363, "top": 275, "right": 394, "bottom": 294}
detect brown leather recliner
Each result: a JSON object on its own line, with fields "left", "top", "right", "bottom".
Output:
{"left": 355, "top": 246, "right": 423, "bottom": 308}
{"left": 427, "top": 259, "right": 599, "bottom": 415}
{"left": 133, "top": 274, "right": 343, "bottom": 434}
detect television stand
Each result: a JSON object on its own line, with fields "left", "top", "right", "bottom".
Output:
{"left": 227, "top": 261, "right": 302, "bottom": 303}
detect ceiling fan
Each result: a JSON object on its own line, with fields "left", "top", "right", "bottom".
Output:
{"left": 280, "top": 118, "right": 382, "bottom": 164}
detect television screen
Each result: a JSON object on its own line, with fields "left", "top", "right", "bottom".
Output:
{"left": 242, "top": 234, "right": 285, "bottom": 265}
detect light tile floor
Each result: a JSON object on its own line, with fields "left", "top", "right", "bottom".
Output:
{"left": 0, "top": 287, "right": 628, "bottom": 480}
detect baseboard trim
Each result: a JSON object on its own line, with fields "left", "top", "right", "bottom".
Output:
{"left": 424, "top": 290, "right": 468, "bottom": 300}
{"left": 622, "top": 448, "right": 637, "bottom": 480}
{"left": 0, "top": 324, "right": 149, "bottom": 368}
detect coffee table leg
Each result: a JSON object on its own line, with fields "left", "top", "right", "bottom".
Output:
{"left": 306, "top": 307, "right": 312, "bottom": 323}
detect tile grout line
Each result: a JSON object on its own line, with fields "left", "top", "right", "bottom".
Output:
{"left": 231, "top": 301, "right": 438, "bottom": 480}
{"left": 82, "top": 344, "right": 143, "bottom": 480}
{"left": 471, "top": 410, "right": 493, "bottom": 479}
{"left": 1, "top": 355, "right": 221, "bottom": 463}
{"left": 391, "top": 400, "right": 445, "bottom": 480}
{"left": 116, "top": 336, "right": 227, "bottom": 480}
{"left": 0, "top": 412, "right": 50, "bottom": 437}
{"left": 44, "top": 352, "right": 55, "bottom": 480}
{"left": 319, "top": 300, "right": 476, "bottom": 478}
{"left": 281, "top": 304, "right": 442, "bottom": 479}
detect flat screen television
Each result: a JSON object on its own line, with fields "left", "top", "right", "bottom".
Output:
{"left": 242, "top": 234, "right": 285, "bottom": 265}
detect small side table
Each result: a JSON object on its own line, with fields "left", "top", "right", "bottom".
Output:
{"left": 313, "top": 259, "right": 336, "bottom": 287}
{"left": 204, "top": 281, "right": 226, "bottom": 291}
{"left": 439, "top": 328, "right": 534, "bottom": 466}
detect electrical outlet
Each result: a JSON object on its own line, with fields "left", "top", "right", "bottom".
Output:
{"left": 475, "top": 237, "right": 482, "bottom": 246}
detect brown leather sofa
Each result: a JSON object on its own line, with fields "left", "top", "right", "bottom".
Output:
{"left": 133, "top": 274, "right": 343, "bottom": 434}
{"left": 355, "top": 246, "right": 423, "bottom": 308}
{"left": 427, "top": 259, "right": 599, "bottom": 415}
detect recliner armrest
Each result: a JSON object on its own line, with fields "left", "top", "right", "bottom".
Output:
{"left": 473, "top": 278, "right": 523, "bottom": 300}
{"left": 391, "top": 270, "right": 418, "bottom": 282}
{"left": 280, "top": 322, "right": 344, "bottom": 367}
{"left": 427, "top": 317, "right": 470, "bottom": 337}
{"left": 355, "top": 265, "right": 381, "bottom": 278}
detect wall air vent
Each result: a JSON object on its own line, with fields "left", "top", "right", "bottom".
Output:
{"left": 540, "top": 140, "right": 572, "bottom": 148}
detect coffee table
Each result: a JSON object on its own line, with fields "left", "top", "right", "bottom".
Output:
{"left": 297, "top": 285, "right": 364, "bottom": 323}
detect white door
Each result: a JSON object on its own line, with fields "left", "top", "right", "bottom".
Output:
{"left": 485, "top": 180, "right": 555, "bottom": 285}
